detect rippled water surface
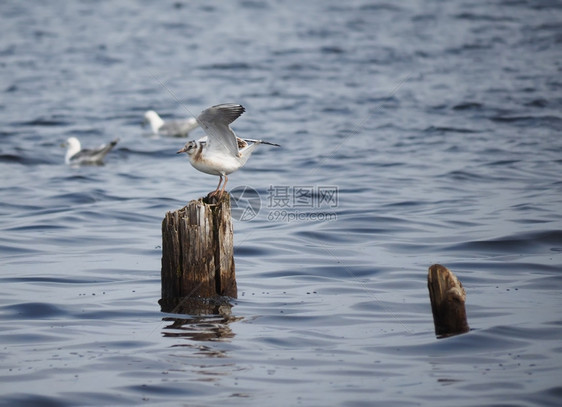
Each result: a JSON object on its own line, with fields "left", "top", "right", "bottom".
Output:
{"left": 1, "top": 1, "right": 561, "bottom": 406}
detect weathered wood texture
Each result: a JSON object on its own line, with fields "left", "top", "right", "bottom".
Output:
{"left": 160, "top": 193, "right": 236, "bottom": 313}
{"left": 427, "top": 264, "right": 469, "bottom": 337}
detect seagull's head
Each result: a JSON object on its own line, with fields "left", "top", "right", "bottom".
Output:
{"left": 177, "top": 140, "right": 197, "bottom": 156}
{"left": 142, "top": 110, "right": 163, "bottom": 130}
{"left": 63, "top": 137, "right": 82, "bottom": 164}
{"left": 63, "top": 137, "right": 81, "bottom": 150}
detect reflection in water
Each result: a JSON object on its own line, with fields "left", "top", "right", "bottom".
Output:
{"left": 160, "top": 298, "right": 245, "bottom": 389}
{"left": 159, "top": 295, "right": 234, "bottom": 315}
{"left": 160, "top": 296, "right": 242, "bottom": 343}
{"left": 162, "top": 313, "right": 241, "bottom": 343}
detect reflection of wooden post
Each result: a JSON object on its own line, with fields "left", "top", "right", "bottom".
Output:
{"left": 428, "top": 264, "right": 469, "bottom": 338}
{"left": 160, "top": 193, "right": 236, "bottom": 314}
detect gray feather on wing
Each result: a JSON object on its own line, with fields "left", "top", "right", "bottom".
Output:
{"left": 70, "top": 139, "right": 118, "bottom": 164}
{"left": 196, "top": 104, "right": 245, "bottom": 157}
{"left": 160, "top": 118, "right": 199, "bottom": 137}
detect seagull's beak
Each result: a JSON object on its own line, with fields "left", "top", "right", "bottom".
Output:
{"left": 176, "top": 146, "right": 187, "bottom": 154}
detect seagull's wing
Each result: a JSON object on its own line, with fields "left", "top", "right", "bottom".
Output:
{"left": 160, "top": 118, "right": 199, "bottom": 137}
{"left": 196, "top": 104, "right": 245, "bottom": 156}
{"left": 70, "top": 139, "right": 118, "bottom": 164}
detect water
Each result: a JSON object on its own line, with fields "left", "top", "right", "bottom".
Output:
{"left": 1, "top": 0, "right": 561, "bottom": 405}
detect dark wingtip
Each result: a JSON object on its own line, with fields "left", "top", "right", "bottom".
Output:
{"left": 213, "top": 103, "right": 245, "bottom": 114}
{"left": 231, "top": 103, "right": 245, "bottom": 116}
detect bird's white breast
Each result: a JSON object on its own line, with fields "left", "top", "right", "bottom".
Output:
{"left": 189, "top": 150, "right": 243, "bottom": 176}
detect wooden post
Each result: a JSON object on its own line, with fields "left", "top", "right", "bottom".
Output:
{"left": 427, "top": 264, "right": 469, "bottom": 338}
{"left": 160, "top": 193, "right": 236, "bottom": 314}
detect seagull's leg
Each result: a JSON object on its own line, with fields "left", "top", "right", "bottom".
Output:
{"left": 210, "top": 175, "right": 223, "bottom": 197}
{"left": 215, "top": 175, "right": 223, "bottom": 193}
{"left": 219, "top": 174, "right": 228, "bottom": 198}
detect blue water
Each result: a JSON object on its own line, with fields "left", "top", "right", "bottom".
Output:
{"left": 1, "top": 1, "right": 562, "bottom": 406}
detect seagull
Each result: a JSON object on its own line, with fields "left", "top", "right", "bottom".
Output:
{"left": 177, "top": 104, "right": 280, "bottom": 197}
{"left": 64, "top": 137, "right": 119, "bottom": 165}
{"left": 142, "top": 110, "right": 199, "bottom": 137}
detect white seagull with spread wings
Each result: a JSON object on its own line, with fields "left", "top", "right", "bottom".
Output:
{"left": 177, "top": 104, "right": 280, "bottom": 197}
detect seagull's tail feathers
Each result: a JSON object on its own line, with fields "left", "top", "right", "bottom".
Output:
{"left": 98, "top": 138, "right": 119, "bottom": 158}
{"left": 103, "top": 138, "right": 119, "bottom": 152}
{"left": 243, "top": 138, "right": 280, "bottom": 147}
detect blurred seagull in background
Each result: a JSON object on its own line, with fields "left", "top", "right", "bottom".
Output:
{"left": 177, "top": 103, "right": 280, "bottom": 197}
{"left": 64, "top": 137, "right": 119, "bottom": 165}
{"left": 142, "top": 110, "right": 199, "bottom": 137}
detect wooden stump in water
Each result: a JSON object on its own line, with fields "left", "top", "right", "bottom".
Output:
{"left": 160, "top": 192, "right": 236, "bottom": 314}
{"left": 427, "top": 264, "right": 469, "bottom": 338}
